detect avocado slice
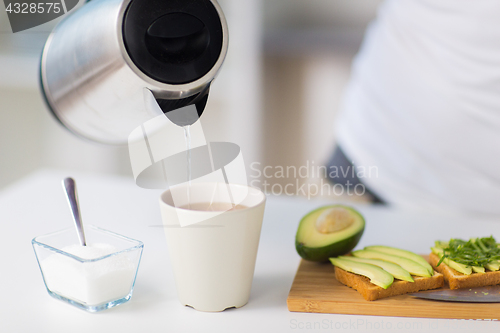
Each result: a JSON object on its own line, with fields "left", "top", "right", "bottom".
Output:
{"left": 472, "top": 266, "right": 485, "bottom": 273}
{"left": 295, "top": 205, "right": 365, "bottom": 262}
{"left": 353, "top": 249, "right": 431, "bottom": 277}
{"left": 431, "top": 247, "right": 472, "bottom": 275}
{"left": 339, "top": 256, "right": 414, "bottom": 282}
{"left": 330, "top": 257, "right": 394, "bottom": 289}
{"left": 485, "top": 261, "right": 500, "bottom": 272}
{"left": 365, "top": 245, "right": 434, "bottom": 275}
{"left": 434, "top": 241, "right": 449, "bottom": 249}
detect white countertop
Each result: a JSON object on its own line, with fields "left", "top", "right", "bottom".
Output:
{"left": 1, "top": 170, "right": 499, "bottom": 333}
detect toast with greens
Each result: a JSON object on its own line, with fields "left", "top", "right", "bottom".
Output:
{"left": 430, "top": 236, "right": 500, "bottom": 290}
{"left": 330, "top": 246, "right": 444, "bottom": 301}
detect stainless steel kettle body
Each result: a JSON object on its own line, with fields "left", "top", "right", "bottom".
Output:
{"left": 40, "top": 0, "right": 228, "bottom": 144}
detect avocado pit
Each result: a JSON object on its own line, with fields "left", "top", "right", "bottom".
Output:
{"left": 315, "top": 207, "right": 354, "bottom": 234}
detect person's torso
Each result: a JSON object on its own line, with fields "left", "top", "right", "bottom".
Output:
{"left": 336, "top": 0, "right": 500, "bottom": 215}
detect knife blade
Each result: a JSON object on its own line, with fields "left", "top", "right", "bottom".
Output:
{"left": 411, "top": 285, "right": 500, "bottom": 302}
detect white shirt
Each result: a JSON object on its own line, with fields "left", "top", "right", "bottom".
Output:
{"left": 336, "top": 0, "right": 500, "bottom": 215}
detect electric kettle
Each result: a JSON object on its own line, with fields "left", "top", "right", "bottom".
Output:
{"left": 40, "top": 0, "right": 228, "bottom": 144}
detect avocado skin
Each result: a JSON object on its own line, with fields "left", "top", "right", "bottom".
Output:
{"left": 296, "top": 229, "right": 364, "bottom": 262}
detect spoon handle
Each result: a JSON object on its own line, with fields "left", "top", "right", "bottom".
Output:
{"left": 62, "top": 177, "right": 86, "bottom": 246}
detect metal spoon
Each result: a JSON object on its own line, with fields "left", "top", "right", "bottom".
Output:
{"left": 62, "top": 177, "right": 86, "bottom": 246}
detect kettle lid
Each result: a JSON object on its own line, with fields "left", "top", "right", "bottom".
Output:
{"left": 123, "top": 0, "right": 224, "bottom": 85}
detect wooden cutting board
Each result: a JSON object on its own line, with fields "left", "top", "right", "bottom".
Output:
{"left": 287, "top": 259, "right": 500, "bottom": 319}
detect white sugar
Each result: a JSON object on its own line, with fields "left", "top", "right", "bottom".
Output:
{"left": 61, "top": 243, "right": 117, "bottom": 259}
{"left": 41, "top": 243, "right": 136, "bottom": 305}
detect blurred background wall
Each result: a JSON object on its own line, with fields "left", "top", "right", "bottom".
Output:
{"left": 0, "top": 0, "right": 382, "bottom": 195}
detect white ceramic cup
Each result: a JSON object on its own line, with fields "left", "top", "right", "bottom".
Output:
{"left": 159, "top": 183, "right": 266, "bottom": 312}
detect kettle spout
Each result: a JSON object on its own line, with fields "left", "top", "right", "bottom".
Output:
{"left": 162, "top": 104, "right": 200, "bottom": 127}
{"left": 143, "top": 87, "right": 209, "bottom": 127}
{"left": 157, "top": 87, "right": 209, "bottom": 126}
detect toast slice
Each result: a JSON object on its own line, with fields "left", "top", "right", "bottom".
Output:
{"left": 429, "top": 252, "right": 500, "bottom": 290}
{"left": 334, "top": 266, "right": 444, "bottom": 301}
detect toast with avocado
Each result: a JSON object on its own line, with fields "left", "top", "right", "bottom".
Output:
{"left": 330, "top": 247, "right": 444, "bottom": 301}
{"left": 430, "top": 237, "right": 500, "bottom": 290}
{"left": 333, "top": 264, "right": 444, "bottom": 301}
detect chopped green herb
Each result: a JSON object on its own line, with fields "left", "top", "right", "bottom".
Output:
{"left": 433, "top": 236, "right": 500, "bottom": 269}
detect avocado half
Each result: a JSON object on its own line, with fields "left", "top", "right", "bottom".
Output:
{"left": 295, "top": 205, "right": 365, "bottom": 262}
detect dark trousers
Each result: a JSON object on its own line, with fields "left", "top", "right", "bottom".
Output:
{"left": 326, "top": 146, "right": 384, "bottom": 204}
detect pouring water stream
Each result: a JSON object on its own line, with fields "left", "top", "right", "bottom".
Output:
{"left": 184, "top": 126, "right": 192, "bottom": 209}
